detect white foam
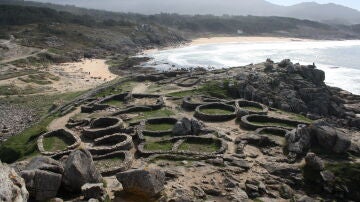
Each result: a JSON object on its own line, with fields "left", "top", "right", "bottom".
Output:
{"left": 144, "top": 40, "right": 360, "bottom": 94}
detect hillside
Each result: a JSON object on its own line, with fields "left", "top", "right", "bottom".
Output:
{"left": 17, "top": 0, "right": 360, "bottom": 24}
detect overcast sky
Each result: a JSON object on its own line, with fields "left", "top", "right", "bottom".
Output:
{"left": 269, "top": 0, "right": 360, "bottom": 10}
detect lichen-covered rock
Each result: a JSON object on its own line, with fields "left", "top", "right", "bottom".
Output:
{"left": 172, "top": 117, "right": 204, "bottom": 136}
{"left": 20, "top": 156, "right": 63, "bottom": 201}
{"left": 116, "top": 168, "right": 165, "bottom": 198}
{"left": 0, "top": 161, "right": 29, "bottom": 202}
{"left": 62, "top": 149, "right": 102, "bottom": 192}
{"left": 311, "top": 120, "right": 351, "bottom": 154}
{"left": 81, "top": 183, "right": 105, "bottom": 200}
{"left": 285, "top": 124, "right": 312, "bottom": 159}
{"left": 305, "top": 153, "right": 324, "bottom": 171}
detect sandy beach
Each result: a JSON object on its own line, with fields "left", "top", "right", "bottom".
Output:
{"left": 190, "top": 36, "right": 312, "bottom": 45}
{"left": 143, "top": 36, "right": 312, "bottom": 54}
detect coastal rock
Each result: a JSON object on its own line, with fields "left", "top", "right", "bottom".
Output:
{"left": 81, "top": 183, "right": 105, "bottom": 200}
{"left": 311, "top": 120, "right": 351, "bottom": 154}
{"left": 0, "top": 161, "right": 29, "bottom": 202}
{"left": 285, "top": 124, "right": 312, "bottom": 159}
{"left": 305, "top": 153, "right": 324, "bottom": 171}
{"left": 20, "top": 157, "right": 63, "bottom": 201}
{"left": 116, "top": 168, "right": 165, "bottom": 198}
{"left": 62, "top": 149, "right": 102, "bottom": 192}
{"left": 172, "top": 117, "right": 204, "bottom": 136}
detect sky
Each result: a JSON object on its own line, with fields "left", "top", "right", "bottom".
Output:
{"left": 268, "top": 0, "right": 360, "bottom": 10}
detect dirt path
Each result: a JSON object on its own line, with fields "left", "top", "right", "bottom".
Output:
{"left": 0, "top": 49, "right": 47, "bottom": 64}
{"left": 47, "top": 107, "right": 81, "bottom": 131}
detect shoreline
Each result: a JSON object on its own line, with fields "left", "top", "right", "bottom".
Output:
{"left": 142, "top": 36, "right": 314, "bottom": 54}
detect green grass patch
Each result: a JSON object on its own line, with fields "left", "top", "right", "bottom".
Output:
{"left": 144, "top": 141, "right": 173, "bottom": 151}
{"left": 200, "top": 108, "right": 233, "bottom": 115}
{"left": 178, "top": 140, "right": 220, "bottom": 153}
{"left": 274, "top": 110, "right": 313, "bottom": 123}
{"left": 251, "top": 121, "right": 297, "bottom": 128}
{"left": 43, "top": 135, "right": 73, "bottom": 152}
{"left": 95, "top": 80, "right": 136, "bottom": 98}
{"left": 167, "top": 80, "right": 233, "bottom": 99}
{"left": 129, "top": 109, "right": 175, "bottom": 122}
{"left": 145, "top": 123, "right": 174, "bottom": 131}
{"left": 0, "top": 116, "right": 56, "bottom": 163}
{"left": 241, "top": 106, "right": 263, "bottom": 112}
{"left": 0, "top": 84, "right": 40, "bottom": 96}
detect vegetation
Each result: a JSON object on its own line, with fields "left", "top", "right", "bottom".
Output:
{"left": 200, "top": 108, "right": 234, "bottom": 115}
{"left": 178, "top": 140, "right": 220, "bottom": 153}
{"left": 145, "top": 123, "right": 174, "bottom": 131}
{"left": 0, "top": 84, "right": 40, "bottom": 96}
{"left": 0, "top": 116, "right": 55, "bottom": 163}
{"left": 241, "top": 106, "right": 263, "bottom": 112}
{"left": 18, "top": 73, "right": 60, "bottom": 85}
{"left": 102, "top": 99, "right": 124, "bottom": 108}
{"left": 129, "top": 109, "right": 175, "bottom": 122}
{"left": 144, "top": 141, "right": 173, "bottom": 151}
{"left": 95, "top": 80, "right": 135, "bottom": 98}
{"left": 43, "top": 135, "right": 73, "bottom": 152}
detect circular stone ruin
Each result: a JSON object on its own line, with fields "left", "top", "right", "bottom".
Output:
{"left": 37, "top": 129, "right": 81, "bottom": 156}
{"left": 240, "top": 114, "right": 306, "bottom": 130}
{"left": 236, "top": 100, "right": 268, "bottom": 117}
{"left": 142, "top": 117, "right": 178, "bottom": 136}
{"left": 83, "top": 117, "right": 124, "bottom": 139}
{"left": 176, "top": 77, "right": 201, "bottom": 87}
{"left": 195, "top": 103, "right": 237, "bottom": 122}
{"left": 137, "top": 136, "right": 227, "bottom": 156}
{"left": 182, "top": 95, "right": 225, "bottom": 110}
{"left": 89, "top": 133, "right": 133, "bottom": 155}
{"left": 255, "top": 127, "right": 289, "bottom": 146}
{"left": 93, "top": 151, "right": 133, "bottom": 176}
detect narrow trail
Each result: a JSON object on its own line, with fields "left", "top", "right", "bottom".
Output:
{"left": 47, "top": 107, "right": 81, "bottom": 131}
{"left": 0, "top": 49, "right": 47, "bottom": 64}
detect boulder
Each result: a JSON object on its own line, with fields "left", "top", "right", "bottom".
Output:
{"left": 305, "top": 153, "right": 324, "bottom": 171}
{"left": 172, "top": 117, "right": 204, "bottom": 136}
{"left": 0, "top": 161, "right": 29, "bottom": 202}
{"left": 62, "top": 149, "right": 102, "bottom": 192}
{"left": 285, "top": 124, "right": 312, "bottom": 159}
{"left": 116, "top": 168, "right": 165, "bottom": 198}
{"left": 81, "top": 183, "right": 105, "bottom": 200}
{"left": 20, "top": 157, "right": 63, "bottom": 201}
{"left": 311, "top": 120, "right": 351, "bottom": 154}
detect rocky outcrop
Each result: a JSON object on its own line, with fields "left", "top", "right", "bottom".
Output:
{"left": 305, "top": 153, "right": 324, "bottom": 171}
{"left": 230, "top": 60, "right": 360, "bottom": 128}
{"left": 172, "top": 117, "right": 204, "bottom": 136}
{"left": 0, "top": 161, "right": 29, "bottom": 202}
{"left": 20, "top": 156, "right": 63, "bottom": 201}
{"left": 62, "top": 149, "right": 102, "bottom": 192}
{"left": 116, "top": 168, "right": 165, "bottom": 198}
{"left": 81, "top": 183, "right": 106, "bottom": 200}
{"left": 285, "top": 124, "right": 312, "bottom": 160}
{"left": 311, "top": 120, "right": 351, "bottom": 154}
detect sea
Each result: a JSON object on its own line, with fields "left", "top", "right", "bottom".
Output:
{"left": 142, "top": 40, "right": 360, "bottom": 95}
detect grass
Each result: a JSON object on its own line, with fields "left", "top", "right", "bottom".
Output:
{"left": 0, "top": 91, "right": 85, "bottom": 163}
{"left": 241, "top": 106, "right": 263, "bottom": 112}
{"left": 144, "top": 134, "right": 172, "bottom": 142}
{"left": 18, "top": 73, "right": 60, "bottom": 85}
{"left": 43, "top": 135, "right": 73, "bottom": 152}
{"left": 274, "top": 110, "right": 313, "bottom": 123}
{"left": 143, "top": 141, "right": 173, "bottom": 151}
{"left": 251, "top": 121, "right": 297, "bottom": 128}
{"left": 103, "top": 99, "right": 124, "bottom": 108}
{"left": 178, "top": 141, "right": 220, "bottom": 153}
{"left": 95, "top": 80, "right": 135, "bottom": 98}
{"left": 145, "top": 123, "right": 174, "bottom": 131}
{"left": 0, "top": 116, "right": 56, "bottom": 163}
{"left": 167, "top": 80, "right": 233, "bottom": 99}
{"left": 200, "top": 108, "right": 233, "bottom": 115}
{"left": 0, "top": 84, "right": 40, "bottom": 96}
{"left": 129, "top": 109, "right": 175, "bottom": 122}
